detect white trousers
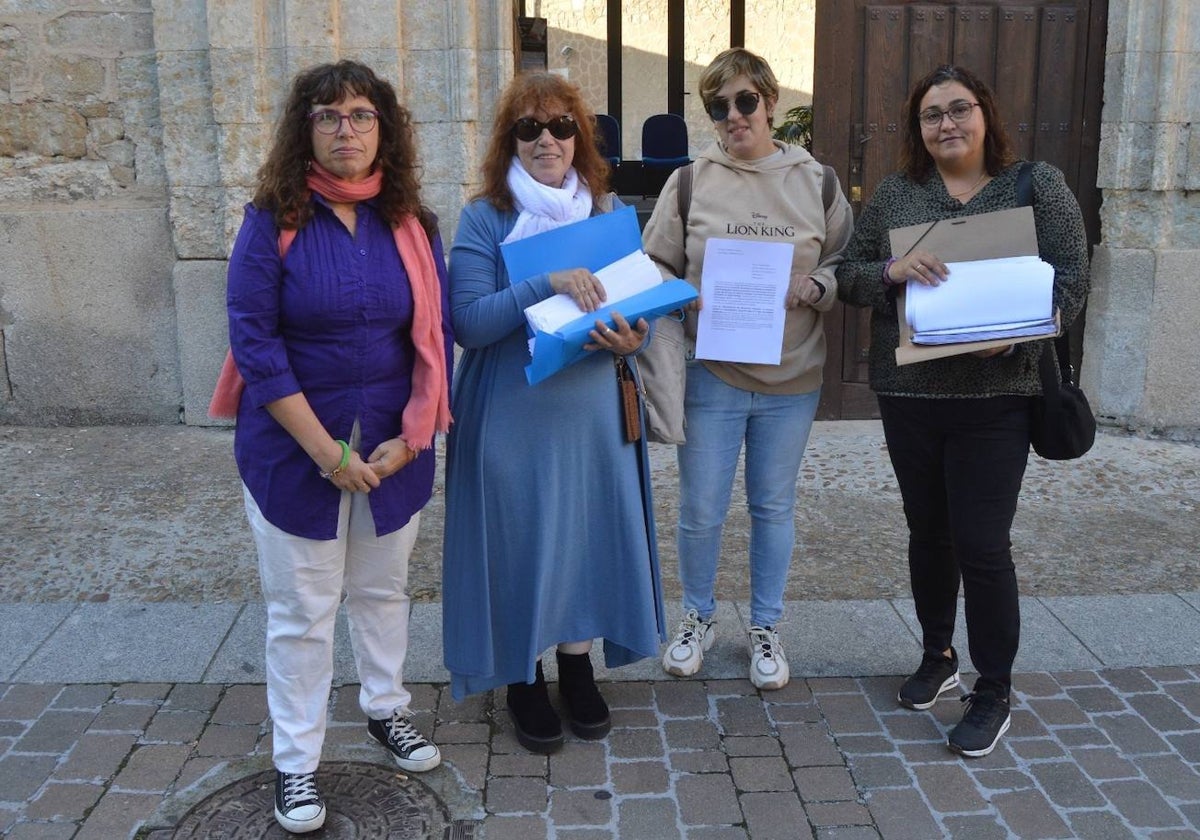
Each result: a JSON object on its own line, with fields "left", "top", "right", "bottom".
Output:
{"left": 243, "top": 485, "right": 419, "bottom": 773}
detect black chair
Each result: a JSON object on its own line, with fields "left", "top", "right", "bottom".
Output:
{"left": 640, "top": 113, "right": 690, "bottom": 196}
{"left": 594, "top": 113, "right": 621, "bottom": 168}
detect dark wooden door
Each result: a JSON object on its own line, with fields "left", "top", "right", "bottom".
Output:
{"left": 812, "top": 1, "right": 1107, "bottom": 419}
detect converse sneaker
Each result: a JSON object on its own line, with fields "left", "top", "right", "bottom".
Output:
{"left": 947, "top": 688, "right": 1011, "bottom": 758}
{"left": 748, "top": 625, "right": 789, "bottom": 690}
{"left": 897, "top": 648, "right": 960, "bottom": 710}
{"left": 662, "top": 609, "right": 716, "bottom": 677}
{"left": 274, "top": 770, "right": 326, "bottom": 834}
{"left": 367, "top": 708, "right": 442, "bottom": 772}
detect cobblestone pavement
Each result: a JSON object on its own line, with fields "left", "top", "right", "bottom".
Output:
{"left": 2, "top": 668, "right": 1200, "bottom": 839}
{"left": 2, "top": 422, "right": 1199, "bottom": 837}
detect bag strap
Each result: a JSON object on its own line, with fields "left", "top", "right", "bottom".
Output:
{"left": 1015, "top": 160, "right": 1034, "bottom": 209}
{"left": 1017, "top": 161, "right": 1073, "bottom": 385}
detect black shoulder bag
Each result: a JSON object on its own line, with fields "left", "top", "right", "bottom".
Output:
{"left": 1017, "top": 162, "right": 1096, "bottom": 460}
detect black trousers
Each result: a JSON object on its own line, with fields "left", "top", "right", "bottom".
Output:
{"left": 877, "top": 394, "right": 1032, "bottom": 694}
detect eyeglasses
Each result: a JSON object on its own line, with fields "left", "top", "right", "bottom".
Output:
{"left": 918, "top": 101, "right": 980, "bottom": 128}
{"left": 705, "top": 91, "right": 761, "bottom": 122}
{"left": 308, "top": 109, "right": 380, "bottom": 135}
{"left": 512, "top": 115, "right": 579, "bottom": 143}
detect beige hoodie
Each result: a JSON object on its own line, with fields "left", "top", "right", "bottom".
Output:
{"left": 642, "top": 140, "right": 854, "bottom": 395}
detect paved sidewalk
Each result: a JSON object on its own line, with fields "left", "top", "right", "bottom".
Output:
{"left": 1, "top": 423, "right": 1199, "bottom": 837}
{"left": 2, "top": 596, "right": 1199, "bottom": 838}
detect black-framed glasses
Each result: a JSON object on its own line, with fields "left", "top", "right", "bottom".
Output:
{"left": 308, "top": 109, "right": 380, "bottom": 135}
{"left": 512, "top": 115, "right": 579, "bottom": 142}
{"left": 705, "top": 91, "right": 761, "bottom": 122}
{"left": 918, "top": 101, "right": 980, "bottom": 128}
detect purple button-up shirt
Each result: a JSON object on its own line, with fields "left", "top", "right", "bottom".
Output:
{"left": 227, "top": 197, "right": 452, "bottom": 539}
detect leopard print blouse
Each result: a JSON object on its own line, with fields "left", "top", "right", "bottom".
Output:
{"left": 835, "top": 161, "right": 1089, "bottom": 398}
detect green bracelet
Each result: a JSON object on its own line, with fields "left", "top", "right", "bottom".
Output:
{"left": 319, "top": 439, "right": 351, "bottom": 480}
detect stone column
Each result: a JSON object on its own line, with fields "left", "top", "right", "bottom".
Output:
{"left": 157, "top": 0, "right": 513, "bottom": 425}
{"left": 1083, "top": 0, "right": 1200, "bottom": 439}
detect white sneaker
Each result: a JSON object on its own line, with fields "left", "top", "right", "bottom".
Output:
{"left": 748, "top": 625, "right": 789, "bottom": 690}
{"left": 662, "top": 609, "right": 716, "bottom": 677}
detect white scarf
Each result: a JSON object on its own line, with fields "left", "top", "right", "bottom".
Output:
{"left": 501, "top": 157, "right": 593, "bottom": 244}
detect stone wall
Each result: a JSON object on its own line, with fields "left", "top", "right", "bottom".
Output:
{"left": 0, "top": 0, "right": 179, "bottom": 424}
{"left": 158, "top": 0, "right": 514, "bottom": 424}
{"left": 1, "top": 0, "right": 1197, "bottom": 437}
{"left": 0, "top": 0, "right": 513, "bottom": 425}
{"left": 1082, "top": 0, "right": 1200, "bottom": 439}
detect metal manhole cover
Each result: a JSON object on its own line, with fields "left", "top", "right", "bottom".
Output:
{"left": 165, "top": 761, "right": 454, "bottom": 838}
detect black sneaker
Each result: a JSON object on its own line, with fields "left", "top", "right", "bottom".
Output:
{"left": 897, "top": 648, "right": 960, "bottom": 710}
{"left": 948, "top": 689, "right": 1012, "bottom": 758}
{"left": 367, "top": 708, "right": 442, "bottom": 772}
{"left": 274, "top": 770, "right": 326, "bottom": 834}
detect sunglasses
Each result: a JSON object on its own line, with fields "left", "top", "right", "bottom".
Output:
{"left": 705, "top": 91, "right": 761, "bottom": 122}
{"left": 512, "top": 115, "right": 579, "bottom": 143}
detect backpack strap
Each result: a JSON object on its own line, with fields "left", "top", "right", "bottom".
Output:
{"left": 676, "top": 162, "right": 695, "bottom": 228}
{"left": 821, "top": 164, "right": 836, "bottom": 213}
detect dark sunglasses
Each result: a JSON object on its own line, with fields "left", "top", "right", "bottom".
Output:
{"left": 512, "top": 115, "right": 579, "bottom": 143}
{"left": 705, "top": 91, "right": 761, "bottom": 122}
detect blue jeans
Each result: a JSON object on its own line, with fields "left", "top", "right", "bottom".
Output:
{"left": 676, "top": 362, "right": 820, "bottom": 628}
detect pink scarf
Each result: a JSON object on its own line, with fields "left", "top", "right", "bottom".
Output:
{"left": 209, "top": 163, "right": 451, "bottom": 450}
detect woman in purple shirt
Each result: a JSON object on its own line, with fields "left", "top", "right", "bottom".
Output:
{"left": 225, "top": 61, "right": 452, "bottom": 834}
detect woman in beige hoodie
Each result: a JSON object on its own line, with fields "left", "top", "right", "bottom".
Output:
{"left": 642, "top": 48, "right": 853, "bottom": 690}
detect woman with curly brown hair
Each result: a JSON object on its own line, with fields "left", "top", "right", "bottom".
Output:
{"left": 441, "top": 72, "right": 665, "bottom": 754}
{"left": 225, "top": 60, "right": 452, "bottom": 832}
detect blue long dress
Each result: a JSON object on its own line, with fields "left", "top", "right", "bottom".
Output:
{"left": 442, "top": 198, "right": 666, "bottom": 701}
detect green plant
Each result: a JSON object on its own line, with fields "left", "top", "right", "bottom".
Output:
{"left": 773, "top": 104, "right": 813, "bottom": 150}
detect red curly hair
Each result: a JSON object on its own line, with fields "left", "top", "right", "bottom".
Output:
{"left": 476, "top": 72, "right": 610, "bottom": 212}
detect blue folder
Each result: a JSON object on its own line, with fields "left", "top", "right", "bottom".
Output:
{"left": 525, "top": 279, "right": 698, "bottom": 385}
{"left": 501, "top": 204, "right": 644, "bottom": 282}
{"left": 500, "top": 205, "right": 698, "bottom": 385}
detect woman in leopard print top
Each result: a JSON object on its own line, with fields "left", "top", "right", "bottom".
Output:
{"left": 836, "top": 65, "right": 1088, "bottom": 759}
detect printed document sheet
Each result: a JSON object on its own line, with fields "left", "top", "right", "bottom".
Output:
{"left": 695, "top": 238, "right": 794, "bottom": 365}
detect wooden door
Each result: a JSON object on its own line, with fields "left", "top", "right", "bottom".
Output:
{"left": 812, "top": 1, "right": 1107, "bottom": 419}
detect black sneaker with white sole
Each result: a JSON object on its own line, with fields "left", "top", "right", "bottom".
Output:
{"left": 367, "top": 708, "right": 442, "bottom": 772}
{"left": 947, "top": 689, "right": 1011, "bottom": 758}
{"left": 274, "top": 770, "right": 326, "bottom": 834}
{"left": 897, "top": 648, "right": 960, "bottom": 710}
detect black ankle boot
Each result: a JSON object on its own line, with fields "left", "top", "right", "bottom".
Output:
{"left": 556, "top": 650, "right": 611, "bottom": 739}
{"left": 506, "top": 660, "right": 563, "bottom": 754}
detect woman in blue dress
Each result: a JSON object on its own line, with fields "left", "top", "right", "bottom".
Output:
{"left": 442, "top": 72, "right": 666, "bottom": 754}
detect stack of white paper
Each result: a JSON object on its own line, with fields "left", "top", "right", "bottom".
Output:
{"left": 906, "top": 255, "right": 1057, "bottom": 345}
{"left": 524, "top": 250, "right": 663, "bottom": 342}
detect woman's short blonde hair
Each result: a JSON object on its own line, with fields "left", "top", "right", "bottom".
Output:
{"left": 698, "top": 48, "right": 780, "bottom": 125}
